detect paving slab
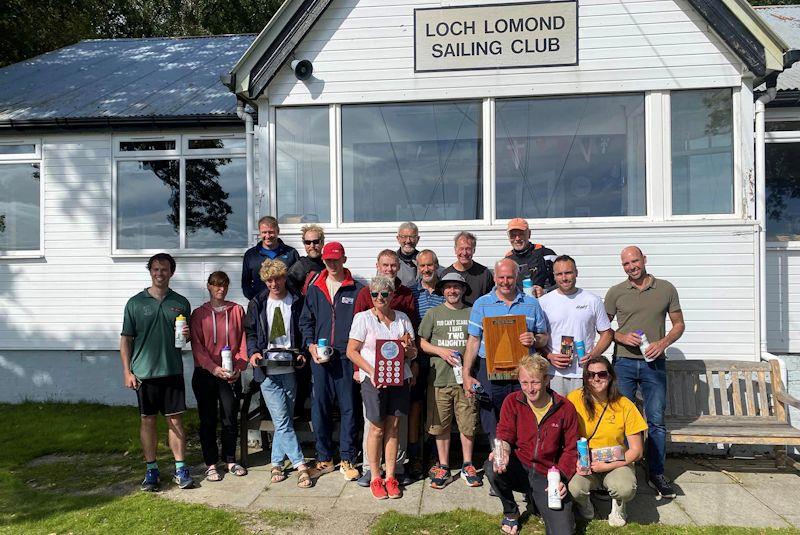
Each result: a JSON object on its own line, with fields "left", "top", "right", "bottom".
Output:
{"left": 605, "top": 493, "right": 695, "bottom": 526}
{"left": 250, "top": 494, "right": 338, "bottom": 512}
{"left": 162, "top": 466, "right": 266, "bottom": 508}
{"left": 784, "top": 515, "right": 800, "bottom": 529}
{"left": 735, "top": 471, "right": 800, "bottom": 516}
{"left": 264, "top": 468, "right": 348, "bottom": 498}
{"left": 664, "top": 458, "right": 736, "bottom": 485}
{"left": 675, "top": 482, "right": 792, "bottom": 528}
{"left": 335, "top": 478, "right": 423, "bottom": 514}
{"left": 419, "top": 479, "right": 497, "bottom": 514}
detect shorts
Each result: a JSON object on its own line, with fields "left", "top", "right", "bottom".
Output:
{"left": 409, "top": 356, "right": 430, "bottom": 402}
{"left": 361, "top": 379, "right": 410, "bottom": 424}
{"left": 136, "top": 374, "right": 186, "bottom": 417}
{"left": 427, "top": 384, "right": 478, "bottom": 436}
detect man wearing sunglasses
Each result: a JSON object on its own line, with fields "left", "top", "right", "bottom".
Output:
{"left": 605, "top": 246, "right": 685, "bottom": 500}
{"left": 287, "top": 224, "right": 326, "bottom": 295}
{"left": 539, "top": 255, "right": 613, "bottom": 396}
{"left": 242, "top": 216, "right": 300, "bottom": 300}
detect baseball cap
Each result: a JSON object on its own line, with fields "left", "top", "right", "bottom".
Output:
{"left": 435, "top": 271, "right": 470, "bottom": 296}
{"left": 321, "top": 241, "right": 345, "bottom": 260}
{"left": 507, "top": 218, "right": 529, "bottom": 232}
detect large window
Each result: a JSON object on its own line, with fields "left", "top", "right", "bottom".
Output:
{"left": 115, "top": 134, "right": 248, "bottom": 251}
{"left": 0, "top": 143, "right": 40, "bottom": 254}
{"left": 276, "top": 107, "right": 330, "bottom": 223}
{"left": 341, "top": 101, "right": 482, "bottom": 223}
{"left": 495, "top": 94, "right": 646, "bottom": 219}
{"left": 671, "top": 88, "right": 734, "bottom": 215}
{"left": 766, "top": 141, "right": 800, "bottom": 241}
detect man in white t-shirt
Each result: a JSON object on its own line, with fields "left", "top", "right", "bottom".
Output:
{"left": 538, "top": 255, "right": 614, "bottom": 396}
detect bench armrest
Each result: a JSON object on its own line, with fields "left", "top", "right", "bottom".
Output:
{"left": 776, "top": 391, "right": 800, "bottom": 411}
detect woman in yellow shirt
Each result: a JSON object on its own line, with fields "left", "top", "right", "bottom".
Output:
{"left": 567, "top": 357, "right": 648, "bottom": 527}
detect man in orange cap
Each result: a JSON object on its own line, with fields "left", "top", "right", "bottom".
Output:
{"left": 504, "top": 218, "right": 557, "bottom": 298}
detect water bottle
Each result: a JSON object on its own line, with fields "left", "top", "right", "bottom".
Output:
{"left": 577, "top": 438, "right": 591, "bottom": 475}
{"left": 452, "top": 351, "right": 463, "bottom": 385}
{"left": 174, "top": 315, "right": 186, "bottom": 349}
{"left": 221, "top": 345, "right": 233, "bottom": 373}
{"left": 522, "top": 279, "right": 535, "bottom": 298}
{"left": 492, "top": 438, "right": 508, "bottom": 471}
{"left": 547, "top": 466, "right": 562, "bottom": 510}
{"left": 636, "top": 329, "right": 655, "bottom": 362}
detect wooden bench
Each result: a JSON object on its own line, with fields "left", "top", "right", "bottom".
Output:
{"left": 664, "top": 359, "right": 800, "bottom": 467}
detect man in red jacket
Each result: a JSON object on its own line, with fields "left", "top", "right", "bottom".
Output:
{"left": 485, "top": 354, "right": 578, "bottom": 535}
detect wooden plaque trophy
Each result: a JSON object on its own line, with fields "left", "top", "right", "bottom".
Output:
{"left": 375, "top": 339, "right": 405, "bottom": 386}
{"left": 483, "top": 315, "right": 529, "bottom": 380}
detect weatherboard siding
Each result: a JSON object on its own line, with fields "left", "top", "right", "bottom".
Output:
{"left": 266, "top": 0, "right": 744, "bottom": 106}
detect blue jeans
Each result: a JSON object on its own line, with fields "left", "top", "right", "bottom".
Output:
{"left": 477, "top": 358, "right": 521, "bottom": 443}
{"left": 259, "top": 373, "right": 305, "bottom": 468}
{"left": 310, "top": 357, "right": 357, "bottom": 462}
{"left": 613, "top": 357, "right": 667, "bottom": 476}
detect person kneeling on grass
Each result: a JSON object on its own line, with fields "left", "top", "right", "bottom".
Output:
{"left": 567, "top": 356, "right": 647, "bottom": 527}
{"left": 245, "top": 259, "right": 313, "bottom": 489}
{"left": 485, "top": 355, "right": 578, "bottom": 535}
{"left": 346, "top": 275, "right": 417, "bottom": 500}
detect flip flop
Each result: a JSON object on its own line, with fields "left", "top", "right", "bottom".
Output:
{"left": 227, "top": 463, "right": 247, "bottom": 477}
{"left": 297, "top": 468, "right": 313, "bottom": 488}
{"left": 500, "top": 515, "right": 520, "bottom": 535}
{"left": 205, "top": 465, "right": 222, "bottom": 482}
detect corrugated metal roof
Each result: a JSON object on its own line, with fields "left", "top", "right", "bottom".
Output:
{"left": 755, "top": 6, "right": 800, "bottom": 91}
{"left": 0, "top": 35, "right": 255, "bottom": 124}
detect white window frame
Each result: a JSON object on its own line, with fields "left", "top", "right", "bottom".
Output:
{"left": 765, "top": 109, "right": 800, "bottom": 250}
{"left": 0, "top": 138, "right": 44, "bottom": 258}
{"left": 112, "top": 132, "right": 250, "bottom": 256}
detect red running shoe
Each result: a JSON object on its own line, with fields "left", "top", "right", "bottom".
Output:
{"left": 385, "top": 476, "right": 402, "bottom": 499}
{"left": 370, "top": 478, "right": 387, "bottom": 500}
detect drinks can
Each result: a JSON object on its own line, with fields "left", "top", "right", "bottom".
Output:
{"left": 577, "top": 438, "right": 590, "bottom": 473}
{"left": 575, "top": 340, "right": 586, "bottom": 359}
{"left": 547, "top": 466, "right": 562, "bottom": 509}
{"left": 317, "top": 338, "right": 331, "bottom": 362}
{"left": 522, "top": 279, "right": 535, "bottom": 298}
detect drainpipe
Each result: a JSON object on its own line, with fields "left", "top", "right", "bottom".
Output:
{"left": 237, "top": 100, "right": 256, "bottom": 242}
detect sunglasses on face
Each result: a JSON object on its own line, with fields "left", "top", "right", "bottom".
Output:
{"left": 587, "top": 371, "right": 610, "bottom": 380}
{"left": 370, "top": 291, "right": 391, "bottom": 298}
{"left": 303, "top": 239, "right": 322, "bottom": 245}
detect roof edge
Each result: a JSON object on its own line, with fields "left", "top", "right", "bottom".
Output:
{"left": 0, "top": 114, "right": 242, "bottom": 132}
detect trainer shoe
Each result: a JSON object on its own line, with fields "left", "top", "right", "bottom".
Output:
{"left": 429, "top": 464, "right": 450, "bottom": 489}
{"left": 385, "top": 476, "right": 402, "bottom": 499}
{"left": 398, "top": 471, "right": 415, "bottom": 486}
{"left": 340, "top": 460, "right": 360, "bottom": 481}
{"left": 311, "top": 460, "right": 335, "bottom": 478}
{"left": 370, "top": 478, "right": 387, "bottom": 500}
{"left": 173, "top": 467, "right": 194, "bottom": 489}
{"left": 647, "top": 473, "right": 676, "bottom": 499}
{"left": 460, "top": 462, "right": 483, "bottom": 487}
{"left": 357, "top": 469, "right": 372, "bottom": 488}
{"left": 407, "top": 457, "right": 424, "bottom": 480}
{"left": 140, "top": 468, "right": 160, "bottom": 492}
{"left": 608, "top": 499, "right": 627, "bottom": 527}
{"left": 575, "top": 497, "right": 595, "bottom": 520}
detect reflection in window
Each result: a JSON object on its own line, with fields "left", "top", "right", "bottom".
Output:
{"left": 342, "top": 101, "right": 482, "bottom": 223}
{"left": 766, "top": 143, "right": 800, "bottom": 241}
{"left": 188, "top": 138, "right": 245, "bottom": 150}
{"left": 117, "top": 160, "right": 180, "bottom": 249}
{"left": 186, "top": 158, "right": 248, "bottom": 248}
{"left": 495, "top": 95, "right": 645, "bottom": 219}
{"left": 0, "top": 144, "right": 36, "bottom": 155}
{"left": 0, "top": 163, "right": 40, "bottom": 251}
{"left": 766, "top": 121, "right": 800, "bottom": 132}
{"left": 671, "top": 88, "right": 733, "bottom": 215}
{"left": 276, "top": 107, "right": 330, "bottom": 223}
{"left": 119, "top": 140, "right": 176, "bottom": 152}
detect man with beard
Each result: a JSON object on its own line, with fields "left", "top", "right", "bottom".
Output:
{"left": 287, "top": 224, "right": 325, "bottom": 295}
{"left": 396, "top": 222, "right": 422, "bottom": 288}
{"left": 504, "top": 218, "right": 557, "bottom": 297}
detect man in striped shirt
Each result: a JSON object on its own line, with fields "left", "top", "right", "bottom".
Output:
{"left": 411, "top": 249, "right": 445, "bottom": 320}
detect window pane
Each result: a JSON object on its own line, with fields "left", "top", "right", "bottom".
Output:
{"left": 671, "top": 88, "right": 733, "bottom": 215}
{"left": 766, "top": 121, "right": 800, "bottom": 132}
{"left": 342, "top": 101, "right": 482, "bottom": 223}
{"left": 0, "top": 144, "right": 35, "bottom": 155}
{"left": 117, "top": 160, "right": 179, "bottom": 249}
{"left": 766, "top": 142, "right": 800, "bottom": 241}
{"left": 188, "top": 138, "right": 246, "bottom": 150}
{"left": 0, "top": 163, "right": 40, "bottom": 251}
{"left": 276, "top": 107, "right": 330, "bottom": 223}
{"left": 185, "top": 158, "right": 248, "bottom": 248}
{"left": 119, "top": 140, "right": 176, "bottom": 152}
{"left": 496, "top": 95, "right": 645, "bottom": 219}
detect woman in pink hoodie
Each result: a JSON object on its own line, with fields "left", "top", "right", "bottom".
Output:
{"left": 190, "top": 271, "right": 249, "bottom": 481}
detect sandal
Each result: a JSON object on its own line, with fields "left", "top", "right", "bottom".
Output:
{"left": 270, "top": 465, "right": 287, "bottom": 483}
{"left": 500, "top": 515, "right": 520, "bottom": 535}
{"left": 227, "top": 463, "right": 247, "bottom": 477}
{"left": 205, "top": 465, "right": 223, "bottom": 482}
{"left": 297, "top": 468, "right": 313, "bottom": 488}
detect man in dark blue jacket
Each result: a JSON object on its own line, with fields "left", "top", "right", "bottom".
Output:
{"left": 299, "top": 241, "right": 363, "bottom": 481}
{"left": 241, "top": 216, "right": 300, "bottom": 300}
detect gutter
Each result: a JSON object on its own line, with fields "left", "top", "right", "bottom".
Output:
{"left": 236, "top": 100, "right": 256, "bottom": 242}
{"left": 0, "top": 114, "right": 241, "bottom": 132}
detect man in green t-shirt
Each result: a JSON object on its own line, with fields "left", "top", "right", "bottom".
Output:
{"left": 120, "top": 253, "right": 193, "bottom": 492}
{"left": 418, "top": 272, "right": 481, "bottom": 490}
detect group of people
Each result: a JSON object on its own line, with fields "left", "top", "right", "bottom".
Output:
{"left": 119, "top": 215, "right": 685, "bottom": 534}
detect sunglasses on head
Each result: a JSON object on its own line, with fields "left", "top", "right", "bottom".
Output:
{"left": 303, "top": 239, "right": 321, "bottom": 245}
{"left": 587, "top": 370, "right": 610, "bottom": 380}
{"left": 370, "top": 291, "right": 390, "bottom": 298}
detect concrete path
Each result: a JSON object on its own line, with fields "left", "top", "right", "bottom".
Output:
{"left": 164, "top": 453, "right": 800, "bottom": 532}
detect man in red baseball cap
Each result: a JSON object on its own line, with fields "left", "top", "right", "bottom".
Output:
{"left": 505, "top": 218, "right": 557, "bottom": 298}
{"left": 299, "top": 241, "right": 364, "bottom": 481}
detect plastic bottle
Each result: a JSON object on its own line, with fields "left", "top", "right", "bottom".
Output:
{"left": 452, "top": 351, "right": 463, "bottom": 385}
{"left": 522, "top": 279, "right": 535, "bottom": 298}
{"left": 635, "top": 329, "right": 655, "bottom": 362}
{"left": 577, "top": 438, "right": 591, "bottom": 474}
{"left": 547, "top": 466, "right": 562, "bottom": 510}
{"left": 221, "top": 345, "right": 233, "bottom": 373}
{"left": 492, "top": 438, "right": 508, "bottom": 471}
{"left": 174, "top": 315, "right": 187, "bottom": 349}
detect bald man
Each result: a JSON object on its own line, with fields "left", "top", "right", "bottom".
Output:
{"left": 604, "top": 246, "right": 684, "bottom": 500}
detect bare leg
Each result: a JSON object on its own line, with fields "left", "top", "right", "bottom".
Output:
{"left": 166, "top": 414, "right": 186, "bottom": 462}
{"left": 384, "top": 416, "right": 400, "bottom": 479}
{"left": 435, "top": 432, "right": 451, "bottom": 467}
{"left": 460, "top": 433, "right": 474, "bottom": 464}
{"left": 140, "top": 416, "right": 158, "bottom": 462}
{"left": 368, "top": 422, "right": 385, "bottom": 481}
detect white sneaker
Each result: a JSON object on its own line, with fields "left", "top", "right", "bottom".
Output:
{"left": 608, "top": 499, "right": 627, "bottom": 527}
{"left": 576, "top": 497, "right": 595, "bottom": 520}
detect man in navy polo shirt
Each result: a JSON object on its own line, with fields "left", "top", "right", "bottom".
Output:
{"left": 241, "top": 216, "right": 300, "bottom": 300}
{"left": 461, "top": 258, "right": 549, "bottom": 442}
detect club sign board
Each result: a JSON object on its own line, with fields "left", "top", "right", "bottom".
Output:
{"left": 414, "top": 0, "right": 578, "bottom": 72}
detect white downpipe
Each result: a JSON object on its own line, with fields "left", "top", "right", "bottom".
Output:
{"left": 237, "top": 101, "right": 256, "bottom": 241}
{"left": 755, "top": 87, "right": 777, "bottom": 358}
